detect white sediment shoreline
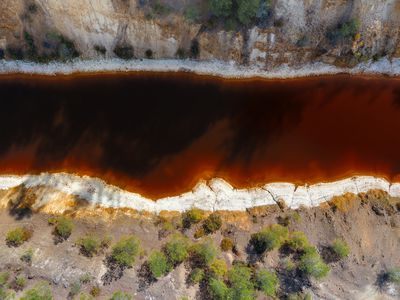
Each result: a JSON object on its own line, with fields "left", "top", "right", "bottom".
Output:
{"left": 0, "top": 173, "right": 398, "bottom": 213}
{"left": 0, "top": 57, "right": 400, "bottom": 78}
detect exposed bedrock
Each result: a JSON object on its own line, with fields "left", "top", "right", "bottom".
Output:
{"left": 0, "top": 0, "right": 400, "bottom": 68}
{"left": 1, "top": 174, "right": 400, "bottom": 214}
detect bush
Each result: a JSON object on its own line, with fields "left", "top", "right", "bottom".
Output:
{"left": 183, "top": 208, "right": 204, "bottom": 228}
{"left": 203, "top": 213, "right": 222, "bottom": 234}
{"left": 387, "top": 267, "right": 400, "bottom": 284}
{"left": 237, "top": 0, "right": 260, "bottom": 25}
{"left": 6, "top": 227, "right": 32, "bottom": 246}
{"left": 111, "top": 235, "right": 141, "bottom": 267}
{"left": 164, "top": 235, "right": 189, "bottom": 266}
{"left": 77, "top": 236, "right": 101, "bottom": 257}
{"left": 255, "top": 269, "right": 278, "bottom": 297}
{"left": 148, "top": 251, "right": 169, "bottom": 279}
{"left": 227, "top": 264, "right": 255, "bottom": 300}
{"left": 108, "top": 291, "right": 133, "bottom": 300}
{"left": 0, "top": 272, "right": 9, "bottom": 287}
{"left": 250, "top": 224, "right": 289, "bottom": 254}
{"left": 20, "top": 248, "right": 34, "bottom": 264}
{"left": 287, "top": 231, "right": 309, "bottom": 251}
{"left": 185, "top": 5, "right": 200, "bottom": 23}
{"left": 189, "top": 268, "right": 205, "bottom": 284}
{"left": 54, "top": 217, "right": 74, "bottom": 240}
{"left": 190, "top": 240, "right": 218, "bottom": 267}
{"left": 209, "top": 0, "right": 232, "bottom": 18}
{"left": 331, "top": 239, "right": 350, "bottom": 259}
{"left": 299, "top": 247, "right": 330, "bottom": 279}
{"left": 327, "top": 19, "right": 360, "bottom": 44}
{"left": 15, "top": 276, "right": 26, "bottom": 289}
{"left": 220, "top": 238, "right": 234, "bottom": 252}
{"left": 0, "top": 287, "right": 15, "bottom": 300}
{"left": 208, "top": 278, "right": 229, "bottom": 300}
{"left": 210, "top": 259, "right": 228, "bottom": 279}
{"left": 20, "top": 281, "right": 53, "bottom": 300}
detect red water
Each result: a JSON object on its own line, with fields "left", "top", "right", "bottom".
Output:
{"left": 0, "top": 73, "right": 400, "bottom": 198}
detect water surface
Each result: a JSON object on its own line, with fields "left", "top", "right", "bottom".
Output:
{"left": 0, "top": 73, "right": 399, "bottom": 198}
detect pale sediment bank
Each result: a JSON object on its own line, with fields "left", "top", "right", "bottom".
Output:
{"left": 1, "top": 57, "right": 400, "bottom": 78}
{"left": 0, "top": 173, "right": 398, "bottom": 213}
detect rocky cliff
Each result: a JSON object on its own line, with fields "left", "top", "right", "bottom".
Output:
{"left": 0, "top": 0, "right": 399, "bottom": 69}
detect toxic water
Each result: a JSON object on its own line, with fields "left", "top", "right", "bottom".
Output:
{"left": 0, "top": 73, "right": 400, "bottom": 198}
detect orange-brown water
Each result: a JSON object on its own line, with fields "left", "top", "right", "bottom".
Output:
{"left": 0, "top": 73, "right": 400, "bottom": 198}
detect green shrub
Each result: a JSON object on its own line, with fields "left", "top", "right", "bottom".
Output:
{"left": 281, "top": 257, "right": 296, "bottom": 271}
{"left": 148, "top": 251, "right": 169, "bottom": 279}
{"left": 6, "top": 227, "right": 32, "bottom": 246}
{"left": 250, "top": 224, "right": 289, "bottom": 254}
{"left": 77, "top": 293, "right": 93, "bottom": 300}
{"left": 0, "top": 272, "right": 9, "bottom": 287}
{"left": 79, "top": 273, "right": 92, "bottom": 284}
{"left": 210, "top": 259, "right": 228, "bottom": 279}
{"left": 387, "top": 267, "right": 400, "bottom": 284}
{"left": 111, "top": 235, "right": 141, "bottom": 267}
{"left": 327, "top": 19, "right": 360, "bottom": 44}
{"left": 54, "top": 217, "right": 74, "bottom": 240}
{"left": 0, "top": 287, "right": 15, "bottom": 300}
{"left": 299, "top": 247, "right": 330, "bottom": 279}
{"left": 20, "top": 281, "right": 53, "bottom": 300}
{"left": 220, "top": 238, "right": 234, "bottom": 252}
{"left": 108, "top": 291, "right": 133, "bottom": 300}
{"left": 190, "top": 240, "right": 218, "bottom": 267}
{"left": 185, "top": 5, "right": 200, "bottom": 23}
{"left": 208, "top": 277, "right": 229, "bottom": 300}
{"left": 189, "top": 268, "right": 205, "bottom": 284}
{"left": 77, "top": 236, "right": 101, "bottom": 257}
{"left": 287, "top": 231, "right": 309, "bottom": 251}
{"left": 331, "top": 239, "right": 350, "bottom": 259}
{"left": 227, "top": 264, "right": 255, "bottom": 300}
{"left": 164, "top": 235, "right": 189, "bottom": 266}
{"left": 15, "top": 276, "right": 26, "bottom": 289}
{"left": 237, "top": 0, "right": 260, "bottom": 25}
{"left": 209, "top": 0, "right": 232, "bottom": 17}
{"left": 183, "top": 208, "right": 204, "bottom": 228}
{"left": 255, "top": 269, "right": 278, "bottom": 297}
{"left": 47, "top": 217, "right": 58, "bottom": 225}
{"left": 203, "top": 213, "right": 222, "bottom": 234}
{"left": 20, "top": 248, "right": 34, "bottom": 264}
{"left": 69, "top": 281, "right": 81, "bottom": 297}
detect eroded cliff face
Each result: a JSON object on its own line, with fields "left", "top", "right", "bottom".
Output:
{"left": 0, "top": 0, "right": 400, "bottom": 68}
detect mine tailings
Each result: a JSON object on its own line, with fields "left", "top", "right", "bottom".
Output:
{"left": 0, "top": 73, "right": 400, "bottom": 199}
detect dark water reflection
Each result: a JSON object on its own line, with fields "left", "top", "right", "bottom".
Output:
{"left": 0, "top": 73, "right": 400, "bottom": 198}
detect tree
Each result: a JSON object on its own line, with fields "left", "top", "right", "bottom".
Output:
{"left": 210, "top": 259, "right": 228, "bottom": 278}
{"left": 387, "top": 267, "right": 400, "bottom": 284}
{"left": 148, "top": 251, "right": 169, "bottom": 279}
{"left": 255, "top": 269, "right": 279, "bottom": 297}
{"left": 203, "top": 213, "right": 222, "bottom": 234}
{"left": 190, "top": 240, "right": 218, "bottom": 267}
{"left": 250, "top": 224, "right": 289, "bottom": 254}
{"left": 209, "top": 0, "right": 233, "bottom": 18}
{"left": 227, "top": 264, "right": 255, "bottom": 300}
{"left": 208, "top": 278, "right": 229, "bottom": 300}
{"left": 111, "top": 235, "right": 140, "bottom": 267}
{"left": 77, "top": 236, "right": 101, "bottom": 257}
{"left": 237, "top": 0, "right": 260, "bottom": 25}
{"left": 287, "top": 231, "right": 309, "bottom": 251}
{"left": 182, "top": 208, "right": 204, "bottom": 229}
{"left": 164, "top": 235, "right": 189, "bottom": 266}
